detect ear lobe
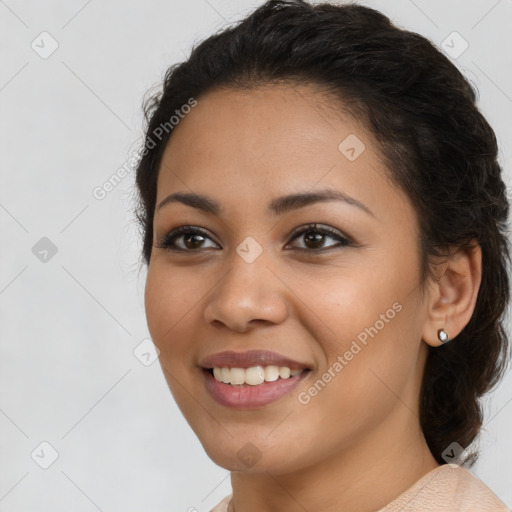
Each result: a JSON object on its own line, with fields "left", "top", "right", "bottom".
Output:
{"left": 422, "top": 241, "right": 482, "bottom": 347}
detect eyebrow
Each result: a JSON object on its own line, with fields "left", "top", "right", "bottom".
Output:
{"left": 157, "top": 189, "right": 374, "bottom": 217}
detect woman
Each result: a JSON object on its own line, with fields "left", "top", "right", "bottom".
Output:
{"left": 133, "top": 1, "right": 511, "bottom": 510}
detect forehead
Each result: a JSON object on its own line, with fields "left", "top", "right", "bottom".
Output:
{"left": 155, "top": 84, "right": 413, "bottom": 226}
{"left": 160, "top": 83, "right": 369, "bottom": 176}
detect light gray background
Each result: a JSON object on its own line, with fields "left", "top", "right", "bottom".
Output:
{"left": 1, "top": 0, "right": 511, "bottom": 510}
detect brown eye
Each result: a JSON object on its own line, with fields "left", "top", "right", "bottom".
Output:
{"left": 155, "top": 223, "right": 352, "bottom": 253}
{"left": 156, "top": 226, "right": 220, "bottom": 251}
{"left": 287, "top": 223, "right": 352, "bottom": 251}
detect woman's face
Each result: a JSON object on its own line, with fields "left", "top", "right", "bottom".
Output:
{"left": 145, "top": 84, "right": 433, "bottom": 474}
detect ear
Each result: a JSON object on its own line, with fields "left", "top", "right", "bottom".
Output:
{"left": 422, "top": 241, "right": 482, "bottom": 347}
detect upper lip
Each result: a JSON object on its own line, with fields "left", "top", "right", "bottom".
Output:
{"left": 199, "top": 350, "right": 311, "bottom": 370}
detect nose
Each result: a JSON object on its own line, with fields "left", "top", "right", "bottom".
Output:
{"left": 203, "top": 252, "right": 289, "bottom": 333}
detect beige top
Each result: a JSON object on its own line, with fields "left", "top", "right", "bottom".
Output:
{"left": 210, "top": 464, "right": 510, "bottom": 512}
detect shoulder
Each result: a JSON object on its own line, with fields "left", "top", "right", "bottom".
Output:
{"left": 209, "top": 467, "right": 510, "bottom": 512}
{"left": 210, "top": 494, "right": 232, "bottom": 512}
{"left": 455, "top": 465, "right": 510, "bottom": 511}
{"left": 379, "top": 464, "right": 510, "bottom": 512}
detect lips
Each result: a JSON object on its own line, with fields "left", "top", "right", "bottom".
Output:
{"left": 199, "top": 349, "right": 312, "bottom": 408}
{"left": 202, "top": 366, "right": 309, "bottom": 408}
{"left": 199, "top": 349, "right": 311, "bottom": 370}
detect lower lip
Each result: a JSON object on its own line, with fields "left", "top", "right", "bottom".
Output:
{"left": 202, "top": 369, "right": 309, "bottom": 409}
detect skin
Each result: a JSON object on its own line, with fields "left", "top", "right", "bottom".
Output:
{"left": 144, "top": 83, "right": 482, "bottom": 512}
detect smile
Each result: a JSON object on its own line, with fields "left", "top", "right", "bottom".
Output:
{"left": 202, "top": 368, "right": 310, "bottom": 408}
{"left": 199, "top": 350, "right": 312, "bottom": 408}
{"left": 212, "top": 365, "right": 304, "bottom": 386}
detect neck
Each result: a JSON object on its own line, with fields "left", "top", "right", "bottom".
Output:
{"left": 228, "top": 407, "right": 439, "bottom": 512}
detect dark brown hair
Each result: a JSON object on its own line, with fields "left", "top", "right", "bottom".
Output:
{"left": 133, "top": 0, "right": 511, "bottom": 465}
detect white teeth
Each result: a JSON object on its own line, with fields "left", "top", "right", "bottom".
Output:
{"left": 245, "top": 366, "right": 265, "bottom": 385}
{"left": 230, "top": 367, "right": 245, "bottom": 385}
{"left": 213, "top": 367, "right": 223, "bottom": 381}
{"left": 221, "top": 367, "right": 230, "bottom": 384}
{"left": 279, "top": 367, "right": 291, "bottom": 379}
{"left": 264, "top": 365, "right": 280, "bottom": 382}
{"left": 211, "top": 365, "right": 305, "bottom": 385}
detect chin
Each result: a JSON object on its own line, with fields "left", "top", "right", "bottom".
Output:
{"left": 195, "top": 427, "right": 310, "bottom": 474}
{"left": 203, "top": 443, "right": 291, "bottom": 473}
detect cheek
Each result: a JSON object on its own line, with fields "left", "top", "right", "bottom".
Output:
{"left": 144, "top": 263, "right": 198, "bottom": 353}
{"left": 292, "top": 263, "right": 404, "bottom": 351}
{"left": 144, "top": 264, "right": 206, "bottom": 413}
{"left": 144, "top": 267, "right": 168, "bottom": 344}
{"left": 295, "top": 261, "right": 422, "bottom": 403}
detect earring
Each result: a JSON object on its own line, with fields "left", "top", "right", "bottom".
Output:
{"left": 437, "top": 328, "right": 450, "bottom": 344}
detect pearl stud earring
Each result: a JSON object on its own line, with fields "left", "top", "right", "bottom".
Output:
{"left": 437, "top": 328, "right": 450, "bottom": 344}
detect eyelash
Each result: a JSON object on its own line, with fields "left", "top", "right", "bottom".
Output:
{"left": 155, "top": 223, "right": 353, "bottom": 253}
